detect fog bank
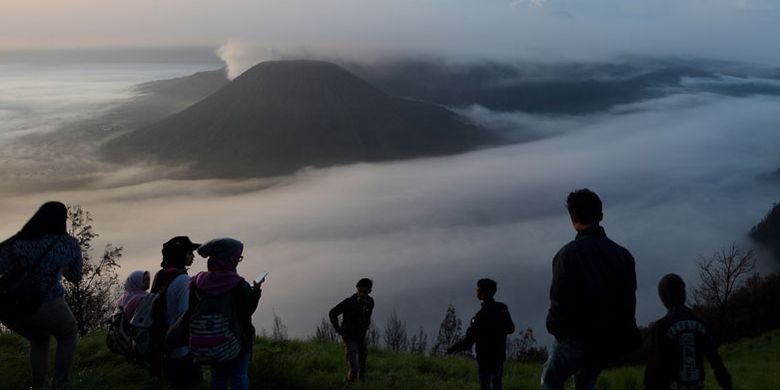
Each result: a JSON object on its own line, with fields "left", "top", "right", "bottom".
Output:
{"left": 2, "top": 89, "right": 779, "bottom": 342}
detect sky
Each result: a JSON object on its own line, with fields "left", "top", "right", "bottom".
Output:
{"left": 2, "top": 0, "right": 780, "bottom": 66}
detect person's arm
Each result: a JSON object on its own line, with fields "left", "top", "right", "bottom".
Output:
{"left": 643, "top": 323, "right": 664, "bottom": 390}
{"left": 169, "top": 275, "right": 190, "bottom": 322}
{"left": 0, "top": 238, "right": 13, "bottom": 275}
{"left": 367, "top": 297, "right": 375, "bottom": 327}
{"left": 546, "top": 247, "right": 578, "bottom": 337}
{"left": 329, "top": 299, "right": 346, "bottom": 334}
{"left": 62, "top": 236, "right": 84, "bottom": 284}
{"left": 623, "top": 251, "right": 638, "bottom": 322}
{"left": 248, "top": 283, "right": 262, "bottom": 315}
{"left": 502, "top": 304, "right": 515, "bottom": 335}
{"left": 705, "top": 337, "right": 732, "bottom": 390}
{"left": 448, "top": 316, "right": 478, "bottom": 353}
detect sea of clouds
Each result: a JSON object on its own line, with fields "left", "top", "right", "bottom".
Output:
{"left": 2, "top": 60, "right": 779, "bottom": 342}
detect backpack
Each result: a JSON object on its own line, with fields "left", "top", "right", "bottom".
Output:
{"left": 189, "top": 288, "right": 243, "bottom": 365}
{"left": 106, "top": 308, "right": 134, "bottom": 358}
{"left": 129, "top": 292, "right": 165, "bottom": 360}
{"left": 128, "top": 271, "right": 185, "bottom": 367}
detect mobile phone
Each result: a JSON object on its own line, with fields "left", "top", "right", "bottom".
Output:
{"left": 254, "top": 272, "right": 268, "bottom": 285}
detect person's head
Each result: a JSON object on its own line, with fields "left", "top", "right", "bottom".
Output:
{"left": 566, "top": 189, "right": 603, "bottom": 231}
{"left": 18, "top": 201, "right": 68, "bottom": 240}
{"left": 476, "top": 278, "right": 497, "bottom": 300}
{"left": 356, "top": 278, "right": 373, "bottom": 297}
{"left": 125, "top": 270, "right": 151, "bottom": 292}
{"left": 658, "top": 273, "right": 687, "bottom": 309}
{"left": 161, "top": 236, "right": 201, "bottom": 269}
{"left": 197, "top": 238, "right": 244, "bottom": 272}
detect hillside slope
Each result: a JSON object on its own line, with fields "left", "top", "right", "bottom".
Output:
{"left": 1, "top": 329, "right": 777, "bottom": 389}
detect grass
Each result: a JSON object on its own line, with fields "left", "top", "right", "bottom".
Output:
{"left": 1, "top": 329, "right": 778, "bottom": 389}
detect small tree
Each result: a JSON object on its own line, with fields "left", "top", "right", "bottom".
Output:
{"left": 408, "top": 327, "right": 429, "bottom": 354}
{"left": 431, "top": 304, "right": 464, "bottom": 356}
{"left": 694, "top": 244, "right": 757, "bottom": 317}
{"left": 63, "top": 205, "right": 123, "bottom": 337}
{"left": 383, "top": 311, "right": 409, "bottom": 352}
{"left": 366, "top": 323, "right": 381, "bottom": 348}
{"left": 507, "top": 328, "right": 549, "bottom": 363}
{"left": 271, "top": 310, "right": 288, "bottom": 341}
{"left": 313, "top": 317, "right": 339, "bottom": 342}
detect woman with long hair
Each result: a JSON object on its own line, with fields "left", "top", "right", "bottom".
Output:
{"left": 0, "top": 201, "right": 83, "bottom": 388}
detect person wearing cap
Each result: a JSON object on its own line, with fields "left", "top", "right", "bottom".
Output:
{"left": 447, "top": 278, "right": 515, "bottom": 390}
{"left": 189, "top": 238, "right": 262, "bottom": 390}
{"left": 151, "top": 236, "right": 203, "bottom": 389}
{"left": 329, "top": 278, "right": 375, "bottom": 383}
{"left": 645, "top": 274, "right": 732, "bottom": 390}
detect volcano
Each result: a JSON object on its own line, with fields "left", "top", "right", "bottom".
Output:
{"left": 103, "top": 60, "right": 497, "bottom": 178}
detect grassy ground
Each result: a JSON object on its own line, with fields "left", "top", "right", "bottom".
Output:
{"left": 0, "top": 329, "right": 778, "bottom": 389}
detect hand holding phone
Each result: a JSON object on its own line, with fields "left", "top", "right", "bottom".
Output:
{"left": 254, "top": 272, "right": 268, "bottom": 286}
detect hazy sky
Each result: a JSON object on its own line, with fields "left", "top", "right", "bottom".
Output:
{"left": 2, "top": 0, "right": 780, "bottom": 65}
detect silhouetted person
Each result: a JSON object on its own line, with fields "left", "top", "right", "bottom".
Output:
{"left": 329, "top": 278, "right": 375, "bottom": 383}
{"left": 190, "top": 238, "right": 262, "bottom": 390}
{"left": 118, "top": 270, "right": 151, "bottom": 321}
{"left": 645, "top": 274, "right": 732, "bottom": 390}
{"left": 152, "top": 236, "right": 203, "bottom": 389}
{"left": 447, "top": 278, "right": 515, "bottom": 390}
{"left": 542, "top": 189, "right": 640, "bottom": 390}
{"left": 0, "top": 201, "right": 83, "bottom": 389}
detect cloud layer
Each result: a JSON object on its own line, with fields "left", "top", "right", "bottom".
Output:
{"left": 2, "top": 83, "right": 779, "bottom": 341}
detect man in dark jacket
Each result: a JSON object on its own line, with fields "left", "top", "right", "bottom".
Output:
{"left": 645, "top": 274, "right": 731, "bottom": 390}
{"left": 542, "top": 189, "right": 640, "bottom": 390}
{"left": 448, "top": 278, "right": 515, "bottom": 390}
{"left": 329, "top": 278, "right": 375, "bottom": 382}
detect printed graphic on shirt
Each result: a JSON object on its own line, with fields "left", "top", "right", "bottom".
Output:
{"left": 665, "top": 320, "right": 706, "bottom": 339}
{"left": 679, "top": 332, "right": 701, "bottom": 382}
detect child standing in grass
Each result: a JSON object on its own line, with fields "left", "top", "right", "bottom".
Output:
{"left": 644, "top": 273, "right": 732, "bottom": 390}
{"left": 448, "top": 278, "right": 515, "bottom": 390}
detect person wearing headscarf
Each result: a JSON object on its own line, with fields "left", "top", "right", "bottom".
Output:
{"left": 0, "top": 201, "right": 83, "bottom": 388}
{"left": 190, "top": 238, "right": 262, "bottom": 390}
{"left": 119, "top": 270, "right": 150, "bottom": 320}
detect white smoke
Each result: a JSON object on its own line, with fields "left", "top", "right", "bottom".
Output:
{"left": 216, "top": 41, "right": 287, "bottom": 80}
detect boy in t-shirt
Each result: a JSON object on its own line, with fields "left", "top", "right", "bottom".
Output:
{"left": 644, "top": 273, "right": 732, "bottom": 390}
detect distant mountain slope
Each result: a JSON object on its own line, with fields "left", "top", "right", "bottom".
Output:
{"left": 104, "top": 69, "right": 230, "bottom": 128}
{"left": 103, "top": 60, "right": 497, "bottom": 178}
{"left": 346, "top": 59, "right": 780, "bottom": 114}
